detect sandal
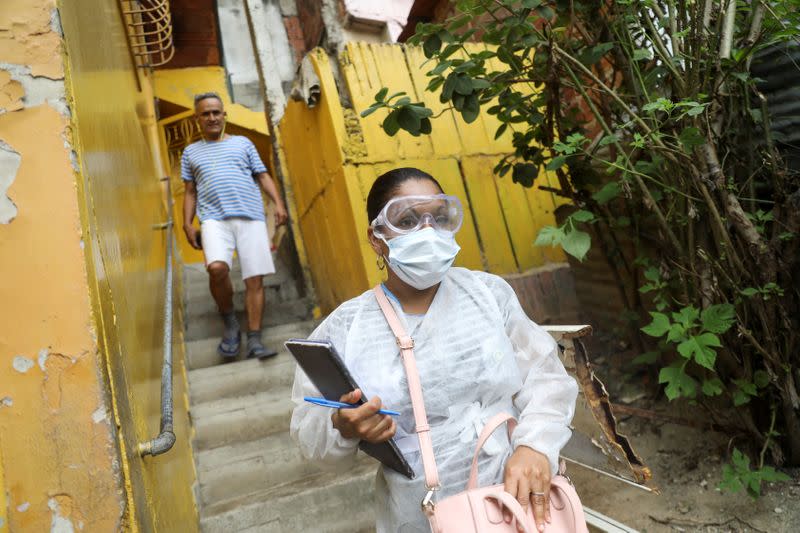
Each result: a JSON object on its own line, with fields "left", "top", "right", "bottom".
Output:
{"left": 217, "top": 331, "right": 241, "bottom": 359}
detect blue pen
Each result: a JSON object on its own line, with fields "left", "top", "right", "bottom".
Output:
{"left": 303, "top": 396, "right": 400, "bottom": 416}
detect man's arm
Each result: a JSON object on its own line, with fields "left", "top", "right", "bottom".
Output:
{"left": 183, "top": 181, "right": 201, "bottom": 249}
{"left": 256, "top": 172, "right": 288, "bottom": 226}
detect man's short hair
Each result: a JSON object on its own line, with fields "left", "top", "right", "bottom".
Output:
{"left": 194, "top": 92, "right": 223, "bottom": 107}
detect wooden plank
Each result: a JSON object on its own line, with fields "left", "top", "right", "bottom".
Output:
{"left": 495, "top": 174, "right": 546, "bottom": 271}
{"left": 372, "top": 44, "right": 434, "bottom": 161}
{"left": 341, "top": 43, "right": 398, "bottom": 163}
{"left": 461, "top": 155, "right": 517, "bottom": 273}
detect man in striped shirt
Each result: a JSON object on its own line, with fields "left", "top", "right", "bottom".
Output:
{"left": 182, "top": 92, "right": 288, "bottom": 360}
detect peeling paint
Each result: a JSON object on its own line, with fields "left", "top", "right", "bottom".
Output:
{"left": 12, "top": 356, "right": 34, "bottom": 373}
{"left": 0, "top": 139, "right": 20, "bottom": 223}
{"left": 91, "top": 406, "right": 107, "bottom": 424}
{"left": 0, "top": 63, "right": 67, "bottom": 115}
{"left": 16, "top": 502, "right": 29, "bottom": 513}
{"left": 38, "top": 348, "right": 49, "bottom": 371}
{"left": 0, "top": 70, "right": 24, "bottom": 113}
{"left": 48, "top": 497, "right": 75, "bottom": 533}
{"left": 0, "top": 397, "right": 12, "bottom": 408}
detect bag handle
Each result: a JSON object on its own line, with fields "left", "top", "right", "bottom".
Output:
{"left": 466, "top": 412, "right": 517, "bottom": 490}
{"left": 483, "top": 491, "right": 535, "bottom": 533}
{"left": 372, "top": 286, "right": 441, "bottom": 491}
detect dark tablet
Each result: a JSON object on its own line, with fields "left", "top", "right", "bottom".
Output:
{"left": 285, "top": 338, "right": 414, "bottom": 479}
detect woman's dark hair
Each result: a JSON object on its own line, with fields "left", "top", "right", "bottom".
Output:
{"left": 366, "top": 167, "right": 444, "bottom": 222}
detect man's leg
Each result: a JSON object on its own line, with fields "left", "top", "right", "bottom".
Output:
{"left": 244, "top": 275, "right": 264, "bottom": 331}
{"left": 237, "top": 219, "right": 277, "bottom": 359}
{"left": 202, "top": 220, "right": 240, "bottom": 359}
{"left": 208, "top": 261, "right": 234, "bottom": 313}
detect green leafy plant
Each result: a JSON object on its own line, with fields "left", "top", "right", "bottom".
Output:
{"left": 361, "top": 0, "right": 800, "bottom": 482}
{"left": 719, "top": 447, "right": 790, "bottom": 499}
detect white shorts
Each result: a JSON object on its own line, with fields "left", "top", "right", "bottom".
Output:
{"left": 201, "top": 218, "right": 276, "bottom": 280}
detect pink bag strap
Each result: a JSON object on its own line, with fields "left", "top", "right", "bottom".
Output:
{"left": 466, "top": 412, "right": 517, "bottom": 490}
{"left": 372, "top": 286, "right": 441, "bottom": 490}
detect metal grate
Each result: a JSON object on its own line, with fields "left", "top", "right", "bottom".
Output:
{"left": 119, "top": 0, "right": 175, "bottom": 68}
{"left": 162, "top": 114, "right": 201, "bottom": 170}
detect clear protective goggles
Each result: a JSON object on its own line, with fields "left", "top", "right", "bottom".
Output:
{"left": 370, "top": 194, "right": 464, "bottom": 238}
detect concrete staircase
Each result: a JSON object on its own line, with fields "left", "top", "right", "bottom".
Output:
{"left": 182, "top": 260, "right": 377, "bottom": 532}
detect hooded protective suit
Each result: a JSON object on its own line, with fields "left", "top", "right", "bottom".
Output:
{"left": 290, "top": 267, "right": 578, "bottom": 532}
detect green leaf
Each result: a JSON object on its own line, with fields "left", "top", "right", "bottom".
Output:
{"left": 428, "top": 61, "right": 452, "bottom": 75}
{"left": 702, "top": 378, "right": 724, "bottom": 396}
{"left": 642, "top": 312, "right": 670, "bottom": 337}
{"left": 382, "top": 109, "right": 400, "bottom": 136}
{"left": 441, "top": 74, "right": 458, "bottom": 101}
{"left": 642, "top": 97, "right": 673, "bottom": 113}
{"left": 560, "top": 229, "right": 591, "bottom": 261}
{"left": 534, "top": 225, "right": 563, "bottom": 247}
{"left": 672, "top": 306, "right": 699, "bottom": 329}
{"left": 419, "top": 117, "right": 432, "bottom": 135}
{"left": 643, "top": 266, "right": 659, "bottom": 282}
{"left": 423, "top": 34, "right": 442, "bottom": 58}
{"left": 598, "top": 134, "right": 620, "bottom": 147}
{"left": 471, "top": 78, "right": 491, "bottom": 90}
{"left": 679, "top": 127, "right": 706, "bottom": 151}
{"left": 667, "top": 323, "right": 685, "bottom": 343}
{"left": 511, "top": 163, "right": 538, "bottom": 188}
{"left": 407, "top": 104, "right": 434, "bottom": 118}
{"left": 659, "top": 364, "right": 697, "bottom": 400}
{"left": 759, "top": 466, "right": 790, "bottom": 483}
{"left": 701, "top": 303, "right": 736, "bottom": 334}
{"left": 374, "top": 87, "right": 388, "bottom": 101}
{"left": 461, "top": 94, "right": 480, "bottom": 123}
{"left": 570, "top": 210, "right": 595, "bottom": 223}
{"left": 454, "top": 74, "right": 474, "bottom": 96}
{"left": 545, "top": 155, "right": 567, "bottom": 171}
{"left": 754, "top": 370, "right": 770, "bottom": 389}
{"left": 360, "top": 104, "right": 382, "bottom": 118}
{"left": 632, "top": 351, "right": 659, "bottom": 365}
{"left": 397, "top": 107, "right": 421, "bottom": 134}
{"left": 632, "top": 48, "right": 652, "bottom": 61}
{"left": 494, "top": 123, "right": 508, "bottom": 140}
{"left": 592, "top": 181, "right": 621, "bottom": 205}
{"left": 677, "top": 332, "right": 720, "bottom": 370}
{"left": 740, "top": 287, "right": 759, "bottom": 297}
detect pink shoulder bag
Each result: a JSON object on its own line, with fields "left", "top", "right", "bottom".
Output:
{"left": 373, "top": 286, "right": 589, "bottom": 533}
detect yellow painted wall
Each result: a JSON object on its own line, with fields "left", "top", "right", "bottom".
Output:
{"left": 0, "top": 1, "right": 197, "bottom": 531}
{"left": 0, "top": 1, "right": 126, "bottom": 530}
{"left": 280, "top": 44, "right": 565, "bottom": 314}
{"left": 59, "top": 1, "right": 199, "bottom": 532}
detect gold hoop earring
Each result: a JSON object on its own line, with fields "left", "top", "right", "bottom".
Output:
{"left": 376, "top": 255, "right": 386, "bottom": 271}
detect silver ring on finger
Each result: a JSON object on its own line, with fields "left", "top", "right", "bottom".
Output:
{"left": 531, "top": 492, "right": 547, "bottom": 502}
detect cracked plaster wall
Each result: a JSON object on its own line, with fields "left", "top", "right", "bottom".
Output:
{"left": 0, "top": 1, "right": 124, "bottom": 531}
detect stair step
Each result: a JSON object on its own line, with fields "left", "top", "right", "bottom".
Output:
{"left": 189, "top": 353, "right": 296, "bottom": 404}
{"left": 199, "top": 458, "right": 377, "bottom": 532}
{"left": 192, "top": 390, "right": 294, "bottom": 452}
{"left": 195, "top": 432, "right": 323, "bottom": 509}
{"left": 185, "top": 320, "right": 318, "bottom": 370}
{"left": 184, "top": 298, "right": 312, "bottom": 342}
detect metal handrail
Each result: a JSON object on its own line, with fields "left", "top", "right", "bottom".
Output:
{"left": 138, "top": 189, "right": 176, "bottom": 457}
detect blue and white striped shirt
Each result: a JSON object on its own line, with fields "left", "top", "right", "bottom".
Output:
{"left": 181, "top": 135, "right": 267, "bottom": 222}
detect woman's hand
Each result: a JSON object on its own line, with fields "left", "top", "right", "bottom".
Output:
{"left": 504, "top": 445, "right": 551, "bottom": 532}
{"left": 331, "top": 389, "right": 397, "bottom": 444}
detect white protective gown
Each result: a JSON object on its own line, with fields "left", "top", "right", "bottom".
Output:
{"left": 290, "top": 267, "right": 578, "bottom": 532}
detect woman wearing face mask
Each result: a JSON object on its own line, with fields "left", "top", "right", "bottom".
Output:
{"left": 290, "top": 167, "right": 578, "bottom": 533}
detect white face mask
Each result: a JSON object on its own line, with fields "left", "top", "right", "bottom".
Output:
{"left": 382, "top": 227, "right": 461, "bottom": 290}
